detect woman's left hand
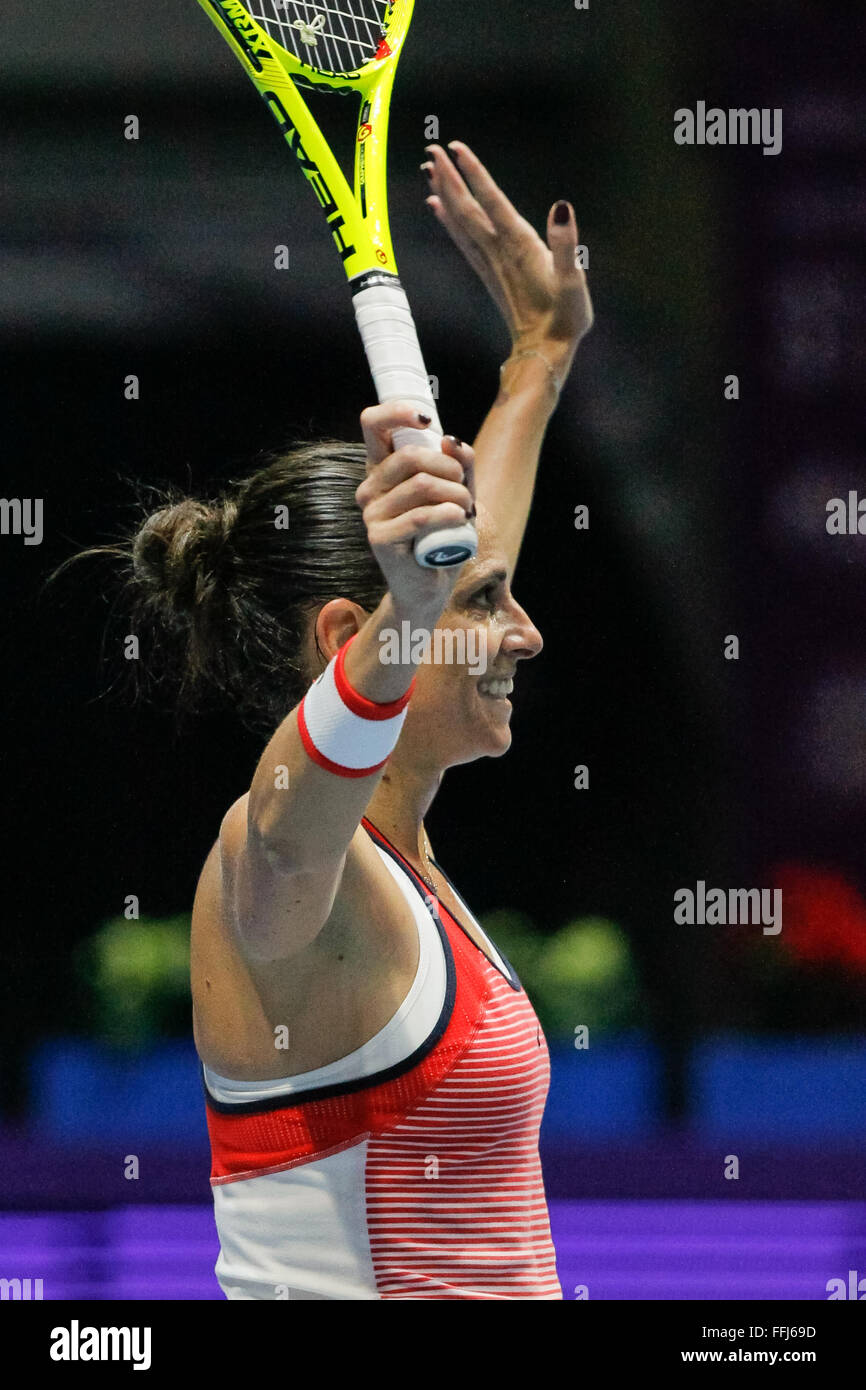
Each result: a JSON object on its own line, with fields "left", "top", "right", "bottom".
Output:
{"left": 422, "top": 141, "right": 594, "bottom": 372}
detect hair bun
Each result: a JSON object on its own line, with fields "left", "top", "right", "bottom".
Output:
{"left": 132, "top": 497, "right": 233, "bottom": 619}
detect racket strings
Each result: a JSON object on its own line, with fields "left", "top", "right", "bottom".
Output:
{"left": 252, "top": 0, "right": 393, "bottom": 77}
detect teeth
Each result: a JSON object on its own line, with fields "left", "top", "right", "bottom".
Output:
{"left": 478, "top": 678, "right": 513, "bottom": 698}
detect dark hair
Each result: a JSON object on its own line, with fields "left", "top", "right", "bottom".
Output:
{"left": 49, "top": 442, "right": 387, "bottom": 738}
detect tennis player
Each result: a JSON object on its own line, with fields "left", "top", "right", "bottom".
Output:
{"left": 139, "top": 143, "right": 590, "bottom": 1298}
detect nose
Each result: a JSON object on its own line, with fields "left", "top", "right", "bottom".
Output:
{"left": 502, "top": 596, "right": 543, "bottom": 659}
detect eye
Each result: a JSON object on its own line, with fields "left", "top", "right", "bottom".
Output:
{"left": 471, "top": 584, "right": 498, "bottom": 610}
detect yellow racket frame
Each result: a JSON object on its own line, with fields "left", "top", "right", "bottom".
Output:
{"left": 197, "top": 0, "right": 416, "bottom": 282}
{"left": 197, "top": 1, "right": 480, "bottom": 568}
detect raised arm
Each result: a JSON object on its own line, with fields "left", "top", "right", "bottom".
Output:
{"left": 219, "top": 405, "right": 475, "bottom": 963}
{"left": 421, "top": 140, "right": 594, "bottom": 575}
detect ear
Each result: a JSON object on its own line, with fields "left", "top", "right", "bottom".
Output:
{"left": 313, "top": 599, "right": 369, "bottom": 667}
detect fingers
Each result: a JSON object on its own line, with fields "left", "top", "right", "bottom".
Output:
{"left": 441, "top": 433, "right": 476, "bottom": 512}
{"left": 365, "top": 469, "right": 474, "bottom": 525}
{"left": 357, "top": 442, "right": 475, "bottom": 524}
{"left": 440, "top": 141, "right": 525, "bottom": 240}
{"left": 422, "top": 144, "right": 497, "bottom": 240}
{"left": 365, "top": 501, "right": 476, "bottom": 555}
{"left": 420, "top": 148, "right": 512, "bottom": 314}
{"left": 547, "top": 200, "right": 584, "bottom": 281}
{"left": 360, "top": 401, "right": 436, "bottom": 466}
{"left": 423, "top": 190, "right": 502, "bottom": 302}
{"left": 356, "top": 435, "right": 476, "bottom": 517}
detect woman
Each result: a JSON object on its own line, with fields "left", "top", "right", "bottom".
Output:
{"left": 117, "top": 142, "right": 590, "bottom": 1298}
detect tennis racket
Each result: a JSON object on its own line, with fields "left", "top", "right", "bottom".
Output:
{"left": 196, "top": 0, "right": 478, "bottom": 568}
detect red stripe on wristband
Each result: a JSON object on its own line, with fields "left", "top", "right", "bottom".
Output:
{"left": 333, "top": 633, "right": 416, "bottom": 720}
{"left": 296, "top": 700, "right": 390, "bottom": 779}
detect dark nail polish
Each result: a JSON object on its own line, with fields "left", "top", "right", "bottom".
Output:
{"left": 418, "top": 411, "right": 432, "bottom": 425}
{"left": 449, "top": 146, "right": 460, "bottom": 165}
{"left": 467, "top": 504, "right": 477, "bottom": 520}
{"left": 447, "top": 434, "right": 463, "bottom": 449}
{"left": 554, "top": 201, "right": 570, "bottom": 225}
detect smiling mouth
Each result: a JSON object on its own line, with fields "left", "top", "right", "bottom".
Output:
{"left": 477, "top": 677, "right": 514, "bottom": 700}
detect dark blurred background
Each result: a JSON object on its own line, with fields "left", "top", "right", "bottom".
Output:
{"left": 1, "top": 0, "right": 866, "bottom": 1298}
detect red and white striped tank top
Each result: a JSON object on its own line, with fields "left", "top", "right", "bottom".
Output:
{"left": 203, "top": 817, "right": 562, "bottom": 1300}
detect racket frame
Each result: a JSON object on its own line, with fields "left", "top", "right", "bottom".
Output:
{"left": 197, "top": 1, "right": 478, "bottom": 567}
{"left": 198, "top": 0, "right": 413, "bottom": 282}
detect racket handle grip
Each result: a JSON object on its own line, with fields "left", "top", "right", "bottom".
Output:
{"left": 390, "top": 423, "right": 477, "bottom": 569}
{"left": 353, "top": 280, "right": 478, "bottom": 569}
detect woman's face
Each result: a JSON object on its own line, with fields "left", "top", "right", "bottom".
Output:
{"left": 398, "top": 504, "right": 544, "bottom": 770}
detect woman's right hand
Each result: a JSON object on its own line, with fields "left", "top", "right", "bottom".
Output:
{"left": 355, "top": 402, "right": 476, "bottom": 616}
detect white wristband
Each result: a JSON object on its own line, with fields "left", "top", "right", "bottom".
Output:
{"left": 297, "top": 634, "right": 415, "bottom": 778}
